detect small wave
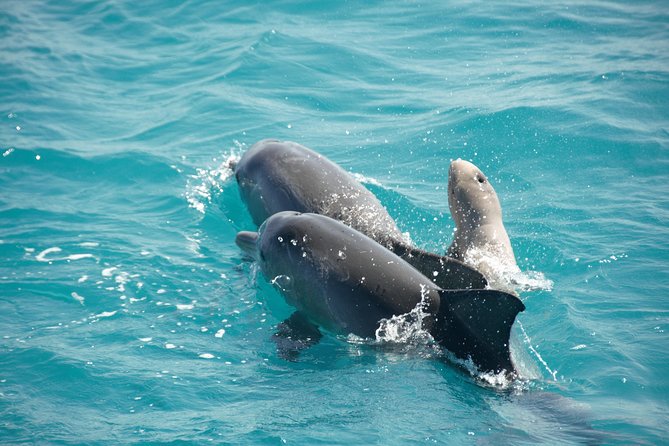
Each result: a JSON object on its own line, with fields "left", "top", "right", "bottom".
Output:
{"left": 185, "top": 144, "right": 243, "bottom": 214}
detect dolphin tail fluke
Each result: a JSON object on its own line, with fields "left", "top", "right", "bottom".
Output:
{"left": 435, "top": 289, "right": 525, "bottom": 374}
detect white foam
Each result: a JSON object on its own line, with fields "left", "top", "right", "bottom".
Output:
{"left": 71, "top": 292, "right": 85, "bottom": 305}
{"left": 101, "top": 267, "right": 117, "bottom": 277}
{"left": 35, "top": 247, "right": 95, "bottom": 263}
{"left": 441, "top": 352, "right": 518, "bottom": 388}
{"left": 214, "top": 329, "right": 226, "bottom": 338}
{"left": 176, "top": 303, "right": 194, "bottom": 310}
{"left": 198, "top": 353, "right": 215, "bottom": 359}
{"left": 67, "top": 254, "right": 95, "bottom": 261}
{"left": 114, "top": 272, "right": 130, "bottom": 292}
{"left": 477, "top": 369, "right": 515, "bottom": 387}
{"left": 463, "top": 245, "right": 553, "bottom": 294}
{"left": 95, "top": 310, "right": 117, "bottom": 318}
{"left": 35, "top": 247, "right": 62, "bottom": 262}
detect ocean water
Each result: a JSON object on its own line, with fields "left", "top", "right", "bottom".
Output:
{"left": 1, "top": 0, "right": 668, "bottom": 444}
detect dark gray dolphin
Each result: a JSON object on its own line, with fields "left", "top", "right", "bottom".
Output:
{"left": 236, "top": 211, "right": 525, "bottom": 374}
{"left": 234, "top": 139, "right": 487, "bottom": 290}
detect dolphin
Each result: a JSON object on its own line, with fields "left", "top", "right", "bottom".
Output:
{"left": 234, "top": 139, "right": 487, "bottom": 290}
{"left": 236, "top": 211, "right": 525, "bottom": 374}
{"left": 447, "top": 159, "right": 520, "bottom": 291}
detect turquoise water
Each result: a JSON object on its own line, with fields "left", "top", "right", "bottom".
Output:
{"left": 1, "top": 0, "right": 668, "bottom": 443}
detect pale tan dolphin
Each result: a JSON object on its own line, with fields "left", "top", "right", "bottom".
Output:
{"left": 447, "top": 159, "right": 520, "bottom": 292}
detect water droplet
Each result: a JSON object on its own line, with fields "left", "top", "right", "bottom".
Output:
{"left": 271, "top": 275, "right": 292, "bottom": 291}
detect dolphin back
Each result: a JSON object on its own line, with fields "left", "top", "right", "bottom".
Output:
{"left": 234, "top": 139, "right": 405, "bottom": 243}
{"left": 434, "top": 289, "right": 525, "bottom": 374}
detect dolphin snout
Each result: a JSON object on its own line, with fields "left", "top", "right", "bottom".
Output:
{"left": 449, "top": 158, "right": 477, "bottom": 176}
{"left": 236, "top": 231, "right": 260, "bottom": 260}
{"left": 449, "top": 159, "right": 487, "bottom": 186}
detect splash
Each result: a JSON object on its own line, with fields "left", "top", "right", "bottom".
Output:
{"left": 509, "top": 270, "right": 554, "bottom": 293}
{"left": 463, "top": 245, "right": 553, "bottom": 294}
{"left": 185, "top": 143, "right": 243, "bottom": 214}
{"left": 375, "top": 284, "right": 434, "bottom": 345}
{"left": 476, "top": 367, "right": 516, "bottom": 388}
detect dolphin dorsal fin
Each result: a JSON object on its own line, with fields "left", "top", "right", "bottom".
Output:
{"left": 390, "top": 241, "right": 488, "bottom": 289}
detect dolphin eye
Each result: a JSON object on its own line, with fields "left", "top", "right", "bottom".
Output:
{"left": 476, "top": 173, "right": 486, "bottom": 184}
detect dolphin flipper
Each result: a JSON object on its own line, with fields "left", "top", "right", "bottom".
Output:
{"left": 271, "top": 311, "right": 323, "bottom": 361}
{"left": 390, "top": 241, "right": 488, "bottom": 289}
{"left": 435, "top": 289, "right": 525, "bottom": 374}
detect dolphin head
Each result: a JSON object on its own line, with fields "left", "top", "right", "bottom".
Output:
{"left": 236, "top": 211, "right": 336, "bottom": 313}
{"left": 448, "top": 159, "right": 502, "bottom": 229}
{"left": 235, "top": 211, "right": 310, "bottom": 281}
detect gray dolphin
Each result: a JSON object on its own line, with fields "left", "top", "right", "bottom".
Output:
{"left": 234, "top": 139, "right": 487, "bottom": 289}
{"left": 236, "top": 211, "right": 525, "bottom": 374}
